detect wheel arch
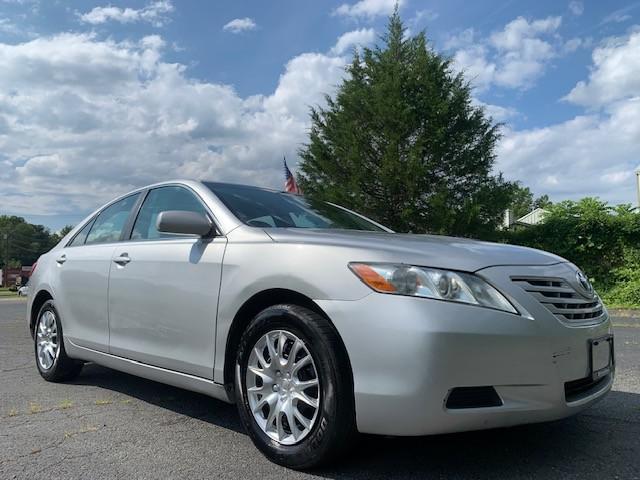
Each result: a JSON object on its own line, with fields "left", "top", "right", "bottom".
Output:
{"left": 223, "top": 288, "right": 354, "bottom": 400}
{"left": 30, "top": 289, "right": 53, "bottom": 336}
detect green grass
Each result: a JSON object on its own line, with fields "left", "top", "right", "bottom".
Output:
{"left": 0, "top": 288, "right": 18, "bottom": 297}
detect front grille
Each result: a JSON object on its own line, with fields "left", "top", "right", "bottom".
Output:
{"left": 445, "top": 386, "right": 503, "bottom": 409}
{"left": 512, "top": 276, "right": 605, "bottom": 326}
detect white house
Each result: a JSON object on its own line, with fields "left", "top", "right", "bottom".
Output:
{"left": 503, "top": 208, "right": 549, "bottom": 229}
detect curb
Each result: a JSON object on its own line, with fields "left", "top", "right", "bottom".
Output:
{"left": 0, "top": 297, "right": 26, "bottom": 302}
{"left": 609, "top": 309, "right": 640, "bottom": 327}
{"left": 609, "top": 308, "right": 640, "bottom": 318}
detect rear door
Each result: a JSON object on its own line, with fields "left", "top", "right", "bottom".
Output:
{"left": 107, "top": 185, "right": 226, "bottom": 379}
{"left": 54, "top": 193, "right": 141, "bottom": 351}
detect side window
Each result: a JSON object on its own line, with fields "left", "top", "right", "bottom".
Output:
{"left": 85, "top": 194, "right": 140, "bottom": 245}
{"left": 131, "top": 186, "right": 209, "bottom": 240}
{"left": 68, "top": 219, "right": 95, "bottom": 247}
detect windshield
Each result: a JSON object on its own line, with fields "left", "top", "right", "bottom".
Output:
{"left": 205, "top": 183, "right": 386, "bottom": 232}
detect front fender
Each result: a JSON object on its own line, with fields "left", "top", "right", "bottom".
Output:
{"left": 212, "top": 238, "right": 371, "bottom": 383}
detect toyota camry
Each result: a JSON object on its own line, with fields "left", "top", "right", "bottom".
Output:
{"left": 27, "top": 180, "right": 614, "bottom": 469}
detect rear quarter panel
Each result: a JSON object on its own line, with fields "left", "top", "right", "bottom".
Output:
{"left": 26, "top": 252, "right": 57, "bottom": 332}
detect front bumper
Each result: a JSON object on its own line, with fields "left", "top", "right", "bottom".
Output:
{"left": 316, "top": 264, "right": 613, "bottom": 436}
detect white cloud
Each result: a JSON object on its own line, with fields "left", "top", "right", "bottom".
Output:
{"left": 602, "top": 170, "right": 634, "bottom": 184}
{"left": 444, "top": 28, "right": 475, "bottom": 50}
{"left": 412, "top": 9, "right": 439, "bottom": 24}
{"left": 497, "top": 29, "right": 640, "bottom": 205}
{"left": 489, "top": 16, "right": 561, "bottom": 88}
{"left": 0, "top": 17, "right": 21, "bottom": 35}
{"left": 568, "top": 1, "right": 584, "bottom": 16}
{"left": 333, "top": 0, "right": 404, "bottom": 19}
{"left": 3, "top": 16, "right": 638, "bottom": 220}
{"left": 497, "top": 99, "right": 640, "bottom": 204}
{"left": 565, "top": 31, "right": 640, "bottom": 108}
{"left": 262, "top": 53, "right": 346, "bottom": 121}
{"left": 601, "top": 2, "right": 640, "bottom": 24}
{"left": 222, "top": 17, "right": 257, "bottom": 34}
{"left": 330, "top": 28, "right": 375, "bottom": 55}
{"left": 490, "top": 16, "right": 561, "bottom": 50}
{"left": 603, "top": 12, "right": 631, "bottom": 24}
{"left": 451, "top": 43, "right": 496, "bottom": 91}
{"left": 0, "top": 33, "right": 347, "bottom": 216}
{"left": 79, "top": 1, "right": 174, "bottom": 27}
{"left": 474, "top": 100, "right": 518, "bottom": 122}
{"left": 562, "top": 37, "right": 583, "bottom": 53}
{"left": 448, "top": 16, "right": 563, "bottom": 91}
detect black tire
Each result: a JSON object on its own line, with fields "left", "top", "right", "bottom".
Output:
{"left": 234, "top": 304, "right": 356, "bottom": 469}
{"left": 34, "top": 300, "right": 83, "bottom": 382}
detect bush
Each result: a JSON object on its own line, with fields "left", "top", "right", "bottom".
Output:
{"left": 599, "top": 248, "right": 640, "bottom": 307}
{"left": 502, "top": 198, "right": 640, "bottom": 307}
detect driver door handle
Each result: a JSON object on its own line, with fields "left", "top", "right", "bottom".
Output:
{"left": 113, "top": 253, "right": 131, "bottom": 266}
{"left": 56, "top": 254, "right": 67, "bottom": 265}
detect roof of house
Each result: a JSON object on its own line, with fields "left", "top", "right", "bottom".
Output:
{"left": 516, "top": 207, "right": 549, "bottom": 225}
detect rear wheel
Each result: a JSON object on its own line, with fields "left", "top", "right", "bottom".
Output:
{"left": 235, "top": 304, "right": 355, "bottom": 469}
{"left": 34, "top": 300, "right": 83, "bottom": 382}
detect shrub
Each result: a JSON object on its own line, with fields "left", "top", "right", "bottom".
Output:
{"left": 599, "top": 248, "right": 640, "bottom": 307}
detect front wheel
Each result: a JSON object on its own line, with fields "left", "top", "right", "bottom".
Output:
{"left": 234, "top": 304, "right": 355, "bottom": 469}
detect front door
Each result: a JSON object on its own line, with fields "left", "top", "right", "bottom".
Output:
{"left": 107, "top": 185, "right": 226, "bottom": 379}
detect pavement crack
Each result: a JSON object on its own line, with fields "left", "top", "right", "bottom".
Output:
{"left": 1, "top": 362, "right": 31, "bottom": 373}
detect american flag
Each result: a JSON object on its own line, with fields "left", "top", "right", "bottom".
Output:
{"left": 283, "top": 158, "right": 301, "bottom": 194}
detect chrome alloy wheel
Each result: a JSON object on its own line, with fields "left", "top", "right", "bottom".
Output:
{"left": 36, "top": 310, "right": 59, "bottom": 370}
{"left": 246, "top": 330, "right": 321, "bottom": 445}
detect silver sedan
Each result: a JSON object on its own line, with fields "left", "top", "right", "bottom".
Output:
{"left": 27, "top": 180, "right": 614, "bottom": 469}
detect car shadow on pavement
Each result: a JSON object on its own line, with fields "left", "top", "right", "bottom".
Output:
{"left": 70, "top": 362, "right": 244, "bottom": 435}
{"left": 70, "top": 364, "right": 639, "bottom": 479}
{"left": 318, "top": 390, "right": 640, "bottom": 479}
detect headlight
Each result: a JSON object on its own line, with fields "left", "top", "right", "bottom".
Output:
{"left": 349, "top": 262, "right": 518, "bottom": 314}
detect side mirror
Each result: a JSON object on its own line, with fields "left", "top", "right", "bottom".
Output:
{"left": 156, "top": 210, "right": 213, "bottom": 237}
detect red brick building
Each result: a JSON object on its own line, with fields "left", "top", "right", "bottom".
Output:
{"left": 0, "top": 266, "right": 32, "bottom": 288}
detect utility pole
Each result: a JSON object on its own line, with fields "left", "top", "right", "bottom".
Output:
{"left": 2, "top": 233, "right": 7, "bottom": 264}
{"left": 1, "top": 233, "right": 7, "bottom": 288}
{"left": 636, "top": 169, "right": 640, "bottom": 209}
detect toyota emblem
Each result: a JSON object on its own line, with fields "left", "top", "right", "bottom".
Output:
{"left": 576, "top": 270, "right": 594, "bottom": 297}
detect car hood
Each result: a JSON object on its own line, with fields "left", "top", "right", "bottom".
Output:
{"left": 263, "top": 228, "right": 565, "bottom": 272}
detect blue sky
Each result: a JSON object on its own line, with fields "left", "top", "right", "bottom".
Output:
{"left": 0, "top": 0, "right": 639, "bottom": 231}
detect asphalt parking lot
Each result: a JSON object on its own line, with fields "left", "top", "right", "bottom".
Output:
{"left": 1, "top": 298, "right": 639, "bottom": 480}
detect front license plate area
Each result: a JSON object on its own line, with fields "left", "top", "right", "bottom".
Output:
{"left": 590, "top": 335, "right": 614, "bottom": 381}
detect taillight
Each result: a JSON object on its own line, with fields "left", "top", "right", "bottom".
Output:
{"left": 31, "top": 260, "right": 38, "bottom": 276}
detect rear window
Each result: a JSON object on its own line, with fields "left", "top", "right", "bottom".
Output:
{"left": 67, "top": 219, "right": 95, "bottom": 247}
{"left": 85, "top": 194, "right": 140, "bottom": 244}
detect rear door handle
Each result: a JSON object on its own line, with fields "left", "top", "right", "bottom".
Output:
{"left": 56, "top": 254, "right": 67, "bottom": 265}
{"left": 113, "top": 253, "right": 131, "bottom": 266}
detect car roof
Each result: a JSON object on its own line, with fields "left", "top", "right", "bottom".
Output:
{"left": 202, "top": 181, "right": 287, "bottom": 195}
